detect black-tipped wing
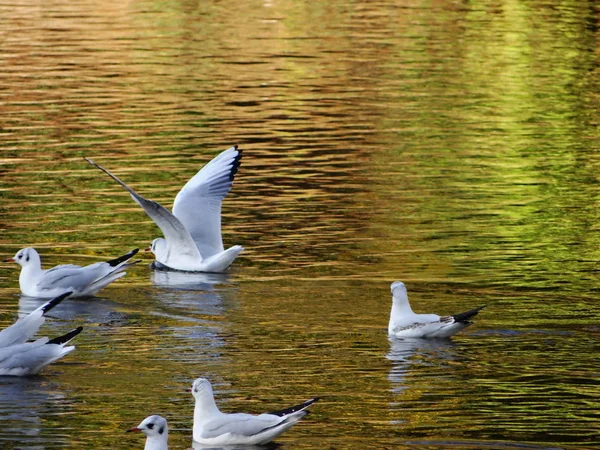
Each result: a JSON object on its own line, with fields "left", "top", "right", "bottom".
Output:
{"left": 106, "top": 249, "right": 139, "bottom": 267}
{"left": 40, "top": 292, "right": 72, "bottom": 314}
{"left": 84, "top": 158, "right": 202, "bottom": 262}
{"left": 452, "top": 305, "right": 486, "bottom": 323}
{"left": 47, "top": 326, "right": 83, "bottom": 345}
{"left": 268, "top": 398, "right": 319, "bottom": 417}
{"left": 172, "top": 146, "right": 242, "bottom": 258}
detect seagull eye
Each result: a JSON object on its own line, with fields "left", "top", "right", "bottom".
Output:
{"left": 147, "top": 423, "right": 154, "bottom": 430}
{"left": 26, "top": 256, "right": 29, "bottom": 262}
{"left": 17, "top": 254, "right": 22, "bottom": 259}
{"left": 158, "top": 426, "right": 164, "bottom": 435}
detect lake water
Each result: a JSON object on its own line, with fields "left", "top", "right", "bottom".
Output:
{"left": 1, "top": 0, "right": 599, "bottom": 449}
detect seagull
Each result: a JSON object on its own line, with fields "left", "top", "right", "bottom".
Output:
{"left": 84, "top": 146, "right": 244, "bottom": 273}
{"left": 189, "top": 377, "right": 318, "bottom": 446}
{"left": 4, "top": 248, "right": 140, "bottom": 298}
{"left": 127, "top": 415, "right": 169, "bottom": 450}
{"left": 388, "top": 281, "right": 486, "bottom": 339}
{"left": 0, "top": 291, "right": 83, "bottom": 376}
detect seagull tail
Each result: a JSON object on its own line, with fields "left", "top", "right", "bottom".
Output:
{"left": 268, "top": 397, "right": 320, "bottom": 417}
{"left": 106, "top": 248, "right": 139, "bottom": 267}
{"left": 40, "top": 291, "right": 73, "bottom": 315}
{"left": 47, "top": 326, "right": 84, "bottom": 345}
{"left": 452, "top": 305, "right": 487, "bottom": 323}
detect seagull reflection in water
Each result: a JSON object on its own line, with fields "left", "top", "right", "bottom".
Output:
{"left": 19, "top": 294, "right": 120, "bottom": 323}
{"left": 150, "top": 263, "right": 231, "bottom": 292}
{"left": 386, "top": 337, "right": 456, "bottom": 394}
{"left": 192, "top": 441, "right": 281, "bottom": 450}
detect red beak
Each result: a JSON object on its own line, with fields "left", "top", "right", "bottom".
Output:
{"left": 185, "top": 388, "right": 192, "bottom": 392}
{"left": 144, "top": 247, "right": 151, "bottom": 252}
{"left": 127, "top": 427, "right": 142, "bottom": 433}
{"left": 3, "top": 258, "right": 14, "bottom": 263}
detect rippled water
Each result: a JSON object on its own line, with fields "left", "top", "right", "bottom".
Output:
{"left": 1, "top": 0, "right": 600, "bottom": 449}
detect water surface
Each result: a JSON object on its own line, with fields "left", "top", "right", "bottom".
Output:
{"left": 1, "top": 0, "right": 599, "bottom": 449}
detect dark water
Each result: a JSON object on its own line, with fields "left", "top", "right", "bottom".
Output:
{"left": 1, "top": 0, "right": 600, "bottom": 449}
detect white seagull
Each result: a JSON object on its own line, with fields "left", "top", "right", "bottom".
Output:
{"left": 0, "top": 292, "right": 83, "bottom": 375}
{"left": 388, "top": 281, "right": 486, "bottom": 339}
{"left": 127, "top": 415, "right": 169, "bottom": 450}
{"left": 84, "top": 146, "right": 244, "bottom": 273}
{"left": 189, "top": 377, "right": 318, "bottom": 446}
{"left": 4, "top": 248, "right": 139, "bottom": 298}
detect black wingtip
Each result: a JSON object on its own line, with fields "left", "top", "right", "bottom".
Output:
{"left": 106, "top": 248, "right": 139, "bottom": 267}
{"left": 41, "top": 292, "right": 72, "bottom": 314}
{"left": 230, "top": 146, "right": 243, "bottom": 181}
{"left": 453, "top": 305, "right": 487, "bottom": 323}
{"left": 268, "top": 397, "right": 319, "bottom": 417}
{"left": 47, "top": 326, "right": 83, "bottom": 345}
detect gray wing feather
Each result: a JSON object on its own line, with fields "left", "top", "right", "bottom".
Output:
{"left": 200, "top": 413, "right": 283, "bottom": 439}
{"left": 84, "top": 158, "right": 202, "bottom": 261}
{"left": 37, "top": 267, "right": 100, "bottom": 291}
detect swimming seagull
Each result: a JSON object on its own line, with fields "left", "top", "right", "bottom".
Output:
{"left": 189, "top": 377, "right": 318, "bottom": 446}
{"left": 4, "top": 248, "right": 140, "bottom": 298}
{"left": 84, "top": 146, "right": 244, "bottom": 273}
{"left": 127, "top": 415, "right": 169, "bottom": 450}
{"left": 388, "top": 281, "right": 486, "bottom": 339}
{"left": 0, "top": 291, "right": 83, "bottom": 376}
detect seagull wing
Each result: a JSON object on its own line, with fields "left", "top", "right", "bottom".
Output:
{"left": 0, "top": 293, "right": 71, "bottom": 348}
{"left": 84, "top": 158, "right": 202, "bottom": 262}
{"left": 37, "top": 265, "right": 101, "bottom": 292}
{"left": 199, "top": 412, "right": 283, "bottom": 440}
{"left": 172, "top": 146, "right": 242, "bottom": 258}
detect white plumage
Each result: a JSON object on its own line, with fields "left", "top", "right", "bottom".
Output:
{"left": 0, "top": 292, "right": 83, "bottom": 376}
{"left": 127, "top": 415, "right": 169, "bottom": 450}
{"left": 388, "top": 281, "right": 486, "bottom": 339}
{"left": 85, "top": 146, "right": 244, "bottom": 273}
{"left": 5, "top": 247, "right": 139, "bottom": 298}
{"left": 190, "top": 377, "right": 318, "bottom": 446}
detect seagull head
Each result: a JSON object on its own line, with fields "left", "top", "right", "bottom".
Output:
{"left": 4, "top": 248, "right": 40, "bottom": 267}
{"left": 127, "top": 414, "right": 168, "bottom": 440}
{"left": 390, "top": 281, "right": 411, "bottom": 306}
{"left": 149, "top": 238, "right": 167, "bottom": 260}
{"left": 188, "top": 377, "right": 214, "bottom": 400}
{"left": 389, "top": 281, "right": 415, "bottom": 319}
{"left": 391, "top": 281, "right": 407, "bottom": 297}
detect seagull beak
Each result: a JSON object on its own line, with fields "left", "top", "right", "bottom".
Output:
{"left": 126, "top": 427, "right": 142, "bottom": 433}
{"left": 3, "top": 258, "right": 14, "bottom": 263}
{"left": 185, "top": 388, "right": 192, "bottom": 392}
{"left": 144, "top": 247, "right": 151, "bottom": 252}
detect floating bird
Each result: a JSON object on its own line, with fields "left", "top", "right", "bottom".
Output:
{"left": 4, "top": 248, "right": 139, "bottom": 298}
{"left": 84, "top": 146, "right": 244, "bottom": 273}
{"left": 0, "top": 292, "right": 83, "bottom": 375}
{"left": 189, "top": 377, "right": 318, "bottom": 446}
{"left": 388, "top": 281, "right": 486, "bottom": 339}
{"left": 127, "top": 415, "right": 169, "bottom": 450}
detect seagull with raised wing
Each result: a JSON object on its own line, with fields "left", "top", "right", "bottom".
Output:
{"left": 85, "top": 146, "right": 244, "bottom": 273}
{"left": 127, "top": 415, "right": 169, "bottom": 450}
{"left": 190, "top": 377, "right": 318, "bottom": 446}
{"left": 388, "top": 281, "right": 486, "bottom": 339}
{"left": 0, "top": 292, "right": 83, "bottom": 375}
{"left": 4, "top": 248, "right": 139, "bottom": 298}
